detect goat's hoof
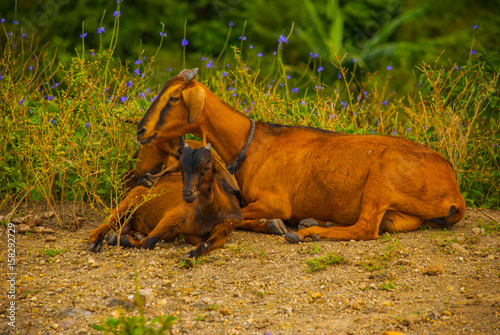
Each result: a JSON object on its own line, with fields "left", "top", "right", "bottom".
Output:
{"left": 106, "top": 233, "right": 118, "bottom": 246}
{"left": 134, "top": 232, "right": 146, "bottom": 240}
{"left": 181, "top": 250, "right": 198, "bottom": 260}
{"left": 267, "top": 219, "right": 287, "bottom": 235}
{"left": 298, "top": 218, "right": 320, "bottom": 229}
{"left": 284, "top": 232, "right": 302, "bottom": 243}
{"left": 89, "top": 238, "right": 103, "bottom": 252}
{"left": 139, "top": 174, "right": 154, "bottom": 188}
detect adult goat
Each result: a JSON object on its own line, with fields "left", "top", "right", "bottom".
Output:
{"left": 135, "top": 68, "right": 465, "bottom": 242}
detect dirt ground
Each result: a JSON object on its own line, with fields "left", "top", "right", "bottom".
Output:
{"left": 1, "top": 203, "right": 499, "bottom": 335}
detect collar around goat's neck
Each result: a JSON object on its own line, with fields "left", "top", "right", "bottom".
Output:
{"left": 226, "top": 119, "right": 256, "bottom": 175}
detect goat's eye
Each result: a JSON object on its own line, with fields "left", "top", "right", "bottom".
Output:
{"left": 203, "top": 165, "right": 211, "bottom": 173}
{"left": 170, "top": 96, "right": 180, "bottom": 102}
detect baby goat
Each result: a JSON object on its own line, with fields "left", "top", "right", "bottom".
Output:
{"left": 102, "top": 143, "right": 242, "bottom": 259}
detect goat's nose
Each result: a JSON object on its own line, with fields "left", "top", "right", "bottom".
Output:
{"left": 136, "top": 127, "right": 146, "bottom": 138}
{"left": 182, "top": 190, "right": 193, "bottom": 197}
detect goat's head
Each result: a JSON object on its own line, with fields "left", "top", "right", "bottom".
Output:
{"left": 178, "top": 143, "right": 214, "bottom": 203}
{"left": 136, "top": 68, "right": 205, "bottom": 145}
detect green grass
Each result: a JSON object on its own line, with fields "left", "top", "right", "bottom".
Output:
{"left": 478, "top": 220, "right": 500, "bottom": 234}
{"left": 42, "top": 248, "right": 66, "bottom": 257}
{"left": 298, "top": 242, "right": 322, "bottom": 255}
{"left": 306, "top": 252, "right": 347, "bottom": 272}
{"left": 1, "top": 9, "right": 499, "bottom": 223}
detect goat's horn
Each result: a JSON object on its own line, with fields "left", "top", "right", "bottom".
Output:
{"left": 204, "top": 143, "right": 211, "bottom": 150}
{"left": 179, "top": 68, "right": 199, "bottom": 83}
{"left": 184, "top": 143, "right": 190, "bottom": 148}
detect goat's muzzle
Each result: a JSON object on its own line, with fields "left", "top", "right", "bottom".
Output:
{"left": 182, "top": 190, "right": 198, "bottom": 203}
{"left": 136, "top": 128, "right": 156, "bottom": 145}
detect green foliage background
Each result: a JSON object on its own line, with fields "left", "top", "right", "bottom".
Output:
{"left": 0, "top": 0, "right": 499, "bottom": 216}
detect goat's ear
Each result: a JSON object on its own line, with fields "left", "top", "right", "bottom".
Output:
{"left": 212, "top": 156, "right": 241, "bottom": 194}
{"left": 182, "top": 86, "right": 205, "bottom": 124}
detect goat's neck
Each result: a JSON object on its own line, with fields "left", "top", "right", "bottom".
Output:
{"left": 196, "top": 181, "right": 223, "bottom": 216}
{"left": 199, "top": 91, "right": 252, "bottom": 165}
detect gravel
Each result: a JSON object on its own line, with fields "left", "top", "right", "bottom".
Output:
{"left": 1, "top": 203, "right": 499, "bottom": 334}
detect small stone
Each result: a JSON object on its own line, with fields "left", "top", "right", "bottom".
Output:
{"left": 42, "top": 228, "right": 56, "bottom": 234}
{"left": 45, "top": 235, "right": 56, "bottom": 242}
{"left": 25, "top": 214, "right": 42, "bottom": 227}
{"left": 55, "top": 307, "right": 92, "bottom": 318}
{"left": 423, "top": 264, "right": 443, "bottom": 276}
{"left": 428, "top": 311, "right": 439, "bottom": 320}
{"left": 450, "top": 242, "right": 469, "bottom": 254}
{"left": 106, "top": 298, "right": 136, "bottom": 312}
{"left": 310, "top": 292, "right": 321, "bottom": 299}
{"left": 18, "top": 224, "right": 31, "bottom": 234}
{"left": 51, "top": 323, "right": 59, "bottom": 330}
{"left": 41, "top": 211, "right": 55, "bottom": 219}
{"left": 191, "top": 302, "right": 205, "bottom": 308}
{"left": 402, "top": 313, "right": 420, "bottom": 326}
{"left": 220, "top": 307, "right": 232, "bottom": 316}
{"left": 31, "top": 226, "right": 45, "bottom": 233}
{"left": 443, "top": 309, "right": 452, "bottom": 316}
{"left": 12, "top": 218, "right": 23, "bottom": 224}
{"left": 472, "top": 228, "right": 481, "bottom": 234}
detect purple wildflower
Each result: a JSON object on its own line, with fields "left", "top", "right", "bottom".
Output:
{"left": 80, "top": 32, "right": 87, "bottom": 38}
{"left": 387, "top": 65, "right": 393, "bottom": 71}
{"left": 134, "top": 69, "right": 140, "bottom": 76}
{"left": 474, "top": 25, "right": 478, "bottom": 30}
{"left": 13, "top": 20, "right": 18, "bottom": 25}
{"left": 98, "top": 27, "right": 105, "bottom": 34}
{"left": 113, "top": 11, "right": 120, "bottom": 17}
{"left": 222, "top": 71, "right": 227, "bottom": 77}
{"left": 238, "top": 36, "right": 246, "bottom": 41}
{"left": 392, "top": 130, "right": 396, "bottom": 136}
{"left": 317, "top": 66, "right": 324, "bottom": 72}
{"left": 127, "top": 81, "right": 132, "bottom": 87}
{"left": 120, "top": 96, "right": 128, "bottom": 103}
{"left": 278, "top": 35, "right": 288, "bottom": 44}
{"left": 159, "top": 32, "right": 167, "bottom": 37}
{"left": 228, "top": 22, "right": 234, "bottom": 27}
{"left": 291, "top": 87, "right": 299, "bottom": 93}
{"left": 470, "top": 50, "right": 476, "bottom": 55}
{"left": 353, "top": 58, "right": 357, "bottom": 63}
{"left": 257, "top": 52, "right": 263, "bottom": 57}
{"left": 19, "top": 99, "right": 24, "bottom": 106}
{"left": 181, "top": 38, "right": 189, "bottom": 47}
{"left": 85, "top": 123, "right": 90, "bottom": 128}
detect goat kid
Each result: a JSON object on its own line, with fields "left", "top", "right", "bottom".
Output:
{"left": 89, "top": 141, "right": 241, "bottom": 259}
{"left": 115, "top": 143, "right": 242, "bottom": 259}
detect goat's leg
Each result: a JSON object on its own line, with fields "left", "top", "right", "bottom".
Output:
{"left": 88, "top": 188, "right": 150, "bottom": 252}
{"left": 138, "top": 208, "right": 185, "bottom": 250}
{"left": 182, "top": 219, "right": 235, "bottom": 259}
{"left": 239, "top": 197, "right": 292, "bottom": 235}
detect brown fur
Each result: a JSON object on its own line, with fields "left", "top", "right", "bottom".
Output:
{"left": 135, "top": 68, "right": 466, "bottom": 242}
{"left": 88, "top": 137, "right": 242, "bottom": 258}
